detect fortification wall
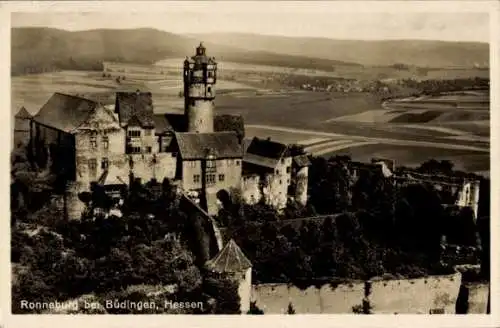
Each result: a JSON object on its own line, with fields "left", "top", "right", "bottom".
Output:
{"left": 465, "top": 282, "right": 490, "bottom": 314}
{"left": 252, "top": 273, "right": 462, "bottom": 314}
{"left": 368, "top": 273, "right": 461, "bottom": 314}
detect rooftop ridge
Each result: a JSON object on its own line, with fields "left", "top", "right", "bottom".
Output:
{"left": 53, "top": 92, "right": 97, "bottom": 103}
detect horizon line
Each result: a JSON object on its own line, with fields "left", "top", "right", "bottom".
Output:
{"left": 11, "top": 26, "right": 490, "bottom": 44}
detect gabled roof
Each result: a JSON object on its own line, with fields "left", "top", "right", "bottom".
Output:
{"left": 205, "top": 239, "right": 252, "bottom": 273}
{"left": 174, "top": 132, "right": 243, "bottom": 160}
{"left": 15, "top": 107, "right": 32, "bottom": 119}
{"left": 126, "top": 115, "right": 143, "bottom": 128}
{"left": 115, "top": 92, "right": 154, "bottom": 128}
{"left": 153, "top": 113, "right": 186, "bottom": 134}
{"left": 245, "top": 137, "right": 289, "bottom": 160}
{"left": 33, "top": 93, "right": 98, "bottom": 133}
{"left": 293, "top": 154, "right": 311, "bottom": 168}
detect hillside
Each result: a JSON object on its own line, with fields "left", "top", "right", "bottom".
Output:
{"left": 11, "top": 27, "right": 359, "bottom": 76}
{"left": 190, "top": 33, "right": 489, "bottom": 68}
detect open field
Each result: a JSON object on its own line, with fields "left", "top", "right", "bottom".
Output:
{"left": 12, "top": 61, "right": 490, "bottom": 175}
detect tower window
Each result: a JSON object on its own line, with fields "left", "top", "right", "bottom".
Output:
{"left": 102, "top": 135, "right": 109, "bottom": 150}
{"left": 208, "top": 87, "right": 212, "bottom": 93}
{"left": 218, "top": 174, "right": 225, "bottom": 182}
{"left": 193, "top": 174, "right": 200, "bottom": 183}
{"left": 145, "top": 146, "right": 152, "bottom": 153}
{"left": 101, "top": 158, "right": 109, "bottom": 170}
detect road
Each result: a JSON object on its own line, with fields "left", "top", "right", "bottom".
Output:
{"left": 245, "top": 124, "right": 490, "bottom": 153}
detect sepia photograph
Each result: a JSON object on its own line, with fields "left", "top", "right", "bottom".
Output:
{"left": 4, "top": 1, "right": 496, "bottom": 321}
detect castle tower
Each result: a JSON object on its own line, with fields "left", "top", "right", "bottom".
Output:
{"left": 205, "top": 239, "right": 253, "bottom": 314}
{"left": 183, "top": 42, "right": 217, "bottom": 133}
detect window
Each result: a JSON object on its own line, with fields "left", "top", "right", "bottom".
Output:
{"left": 218, "top": 174, "right": 225, "bottom": 182}
{"left": 279, "top": 180, "right": 282, "bottom": 185}
{"left": 286, "top": 166, "right": 291, "bottom": 173}
{"left": 207, "top": 174, "right": 216, "bottom": 184}
{"left": 102, "top": 135, "right": 109, "bottom": 150}
{"left": 276, "top": 170, "right": 280, "bottom": 175}
{"left": 281, "top": 158, "right": 285, "bottom": 164}
{"left": 236, "top": 160, "right": 240, "bottom": 166}
{"left": 145, "top": 146, "right": 152, "bottom": 153}
{"left": 172, "top": 152, "right": 177, "bottom": 157}
{"left": 88, "top": 159, "right": 97, "bottom": 171}
{"left": 208, "top": 86, "right": 212, "bottom": 93}
{"left": 144, "top": 129, "right": 152, "bottom": 136}
{"left": 128, "top": 130, "right": 141, "bottom": 137}
{"left": 207, "top": 160, "right": 216, "bottom": 168}
{"left": 101, "top": 158, "right": 109, "bottom": 170}
{"left": 129, "top": 146, "right": 141, "bottom": 154}
{"left": 90, "top": 136, "right": 97, "bottom": 148}
{"left": 191, "top": 100, "right": 196, "bottom": 106}
{"left": 193, "top": 174, "right": 200, "bottom": 183}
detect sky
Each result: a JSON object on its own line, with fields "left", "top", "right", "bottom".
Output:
{"left": 11, "top": 5, "right": 490, "bottom": 43}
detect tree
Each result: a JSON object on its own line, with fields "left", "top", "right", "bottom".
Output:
{"left": 247, "top": 301, "right": 264, "bottom": 314}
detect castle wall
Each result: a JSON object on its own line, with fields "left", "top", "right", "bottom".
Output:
{"left": 294, "top": 166, "right": 309, "bottom": 206}
{"left": 368, "top": 273, "right": 461, "bottom": 314}
{"left": 262, "top": 157, "right": 292, "bottom": 210}
{"left": 238, "top": 268, "right": 252, "bottom": 314}
{"left": 241, "top": 175, "right": 261, "bottom": 205}
{"left": 262, "top": 174, "right": 288, "bottom": 210}
{"left": 182, "top": 159, "right": 242, "bottom": 194}
{"left": 464, "top": 282, "right": 489, "bottom": 313}
{"left": 251, "top": 273, "right": 462, "bottom": 314}
{"left": 75, "top": 128, "right": 127, "bottom": 187}
{"left": 130, "top": 153, "right": 177, "bottom": 183}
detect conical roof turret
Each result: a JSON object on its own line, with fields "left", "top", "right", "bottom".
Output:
{"left": 205, "top": 239, "right": 252, "bottom": 273}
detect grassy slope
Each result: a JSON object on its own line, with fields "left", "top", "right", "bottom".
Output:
{"left": 11, "top": 27, "right": 360, "bottom": 76}
{"left": 191, "top": 32, "right": 489, "bottom": 68}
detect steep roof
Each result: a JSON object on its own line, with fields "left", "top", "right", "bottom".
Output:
{"left": 153, "top": 113, "right": 186, "bottom": 134}
{"left": 245, "top": 137, "right": 289, "bottom": 160}
{"left": 115, "top": 92, "right": 154, "bottom": 128}
{"left": 14, "top": 107, "right": 32, "bottom": 131}
{"left": 15, "top": 107, "right": 32, "bottom": 119}
{"left": 175, "top": 132, "right": 243, "bottom": 160}
{"left": 34, "top": 93, "right": 98, "bottom": 133}
{"left": 205, "top": 239, "right": 252, "bottom": 273}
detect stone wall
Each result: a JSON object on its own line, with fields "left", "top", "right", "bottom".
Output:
{"left": 241, "top": 174, "right": 261, "bottom": 205}
{"left": 463, "top": 282, "right": 490, "bottom": 314}
{"left": 368, "top": 273, "right": 461, "bottom": 314}
{"left": 251, "top": 273, "right": 462, "bottom": 314}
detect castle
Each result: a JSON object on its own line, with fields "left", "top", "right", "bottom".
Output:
{"left": 21, "top": 43, "right": 310, "bottom": 220}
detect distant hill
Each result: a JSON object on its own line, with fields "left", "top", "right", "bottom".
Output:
{"left": 11, "top": 28, "right": 359, "bottom": 76}
{"left": 189, "top": 33, "right": 489, "bottom": 68}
